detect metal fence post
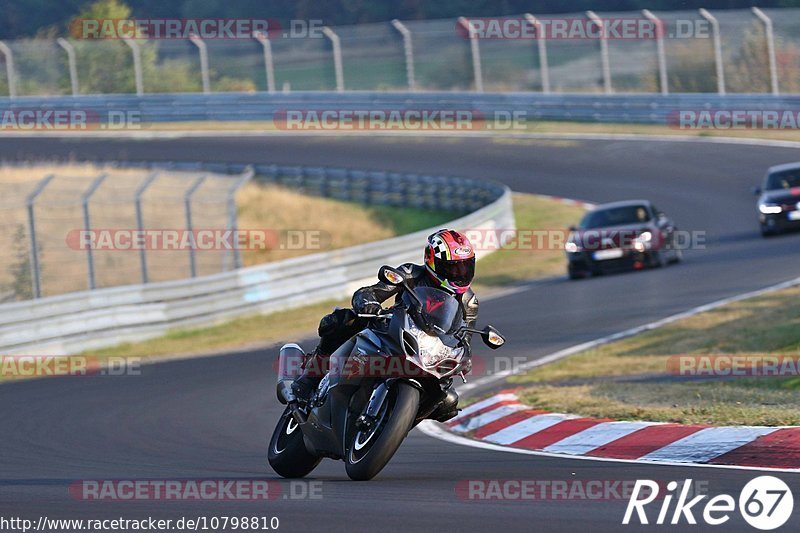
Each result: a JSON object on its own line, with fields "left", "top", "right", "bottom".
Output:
{"left": 123, "top": 38, "right": 144, "bottom": 96}
{"left": 81, "top": 173, "right": 109, "bottom": 290}
{"left": 458, "top": 17, "right": 483, "bottom": 92}
{"left": 0, "top": 41, "right": 17, "bottom": 98}
{"left": 25, "top": 174, "right": 55, "bottom": 299}
{"left": 642, "top": 10, "right": 668, "bottom": 95}
{"left": 586, "top": 11, "right": 612, "bottom": 94}
{"left": 134, "top": 171, "right": 159, "bottom": 283}
{"left": 321, "top": 26, "right": 344, "bottom": 92}
{"left": 391, "top": 19, "right": 416, "bottom": 91}
{"left": 752, "top": 7, "right": 779, "bottom": 95}
{"left": 524, "top": 14, "right": 550, "bottom": 94}
{"left": 227, "top": 166, "right": 254, "bottom": 270}
{"left": 57, "top": 38, "right": 79, "bottom": 96}
{"left": 699, "top": 8, "right": 725, "bottom": 95}
{"left": 184, "top": 175, "right": 207, "bottom": 277}
{"left": 189, "top": 34, "right": 211, "bottom": 94}
{"left": 254, "top": 31, "right": 276, "bottom": 93}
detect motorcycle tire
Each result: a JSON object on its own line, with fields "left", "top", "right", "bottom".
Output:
{"left": 268, "top": 408, "right": 321, "bottom": 478}
{"left": 344, "top": 382, "right": 420, "bottom": 481}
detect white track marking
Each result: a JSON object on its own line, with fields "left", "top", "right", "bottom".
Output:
{"left": 482, "top": 413, "right": 572, "bottom": 445}
{"left": 450, "top": 404, "right": 527, "bottom": 433}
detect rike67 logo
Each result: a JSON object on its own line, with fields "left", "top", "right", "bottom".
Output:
{"left": 623, "top": 476, "right": 793, "bottom": 530}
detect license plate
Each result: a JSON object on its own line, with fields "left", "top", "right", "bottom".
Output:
{"left": 789, "top": 210, "right": 800, "bottom": 221}
{"left": 593, "top": 249, "right": 624, "bottom": 260}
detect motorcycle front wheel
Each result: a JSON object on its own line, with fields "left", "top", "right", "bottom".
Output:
{"left": 344, "top": 382, "right": 420, "bottom": 481}
{"left": 268, "top": 408, "right": 321, "bottom": 478}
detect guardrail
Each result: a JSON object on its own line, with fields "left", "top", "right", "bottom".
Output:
{"left": 0, "top": 161, "right": 513, "bottom": 355}
{"left": 1, "top": 92, "right": 797, "bottom": 125}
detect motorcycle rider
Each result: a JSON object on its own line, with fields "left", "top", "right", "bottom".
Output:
{"left": 292, "top": 228, "right": 479, "bottom": 422}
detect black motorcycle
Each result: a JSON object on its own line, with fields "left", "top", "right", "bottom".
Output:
{"left": 268, "top": 265, "right": 506, "bottom": 480}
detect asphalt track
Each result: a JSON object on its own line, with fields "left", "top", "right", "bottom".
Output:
{"left": 1, "top": 134, "right": 800, "bottom": 532}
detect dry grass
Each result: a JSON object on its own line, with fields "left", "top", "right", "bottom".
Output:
{"left": 473, "top": 193, "right": 585, "bottom": 289}
{"left": 236, "top": 182, "right": 451, "bottom": 266}
{"left": 518, "top": 382, "right": 800, "bottom": 426}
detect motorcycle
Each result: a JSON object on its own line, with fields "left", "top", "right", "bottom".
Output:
{"left": 268, "top": 265, "right": 506, "bottom": 481}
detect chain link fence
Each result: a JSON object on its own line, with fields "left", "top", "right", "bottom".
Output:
{"left": 0, "top": 165, "right": 252, "bottom": 301}
{"left": 0, "top": 8, "right": 798, "bottom": 96}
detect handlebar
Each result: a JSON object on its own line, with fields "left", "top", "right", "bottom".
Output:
{"left": 357, "top": 313, "right": 393, "bottom": 319}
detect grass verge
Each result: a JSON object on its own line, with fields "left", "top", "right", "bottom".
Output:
{"left": 474, "top": 193, "right": 583, "bottom": 288}
{"left": 511, "top": 285, "right": 800, "bottom": 425}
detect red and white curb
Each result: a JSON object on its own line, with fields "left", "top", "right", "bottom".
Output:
{"left": 431, "top": 392, "right": 800, "bottom": 471}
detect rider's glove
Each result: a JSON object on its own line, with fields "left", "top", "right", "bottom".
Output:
{"left": 358, "top": 300, "right": 382, "bottom": 316}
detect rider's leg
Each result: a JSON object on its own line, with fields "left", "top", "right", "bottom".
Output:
{"left": 292, "top": 308, "right": 362, "bottom": 401}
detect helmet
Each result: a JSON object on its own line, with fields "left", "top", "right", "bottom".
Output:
{"left": 424, "top": 229, "right": 476, "bottom": 294}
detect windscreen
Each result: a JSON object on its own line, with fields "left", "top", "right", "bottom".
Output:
{"left": 403, "top": 287, "right": 462, "bottom": 334}
{"left": 580, "top": 205, "right": 651, "bottom": 229}
{"left": 766, "top": 170, "right": 800, "bottom": 191}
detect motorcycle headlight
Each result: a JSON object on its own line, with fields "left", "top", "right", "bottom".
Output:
{"left": 565, "top": 241, "right": 580, "bottom": 253}
{"left": 759, "top": 203, "right": 782, "bottom": 214}
{"left": 407, "top": 322, "right": 463, "bottom": 367}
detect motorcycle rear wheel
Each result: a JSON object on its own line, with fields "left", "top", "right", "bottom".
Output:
{"left": 268, "top": 408, "right": 321, "bottom": 478}
{"left": 345, "top": 382, "right": 420, "bottom": 481}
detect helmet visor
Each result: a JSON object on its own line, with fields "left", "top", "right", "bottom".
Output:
{"left": 435, "top": 257, "right": 475, "bottom": 288}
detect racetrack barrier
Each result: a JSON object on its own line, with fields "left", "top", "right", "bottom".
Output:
{"left": 2, "top": 91, "right": 800, "bottom": 125}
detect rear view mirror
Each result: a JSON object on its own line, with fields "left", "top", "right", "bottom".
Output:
{"left": 568, "top": 225, "right": 577, "bottom": 232}
{"left": 752, "top": 186, "right": 762, "bottom": 196}
{"left": 481, "top": 325, "right": 505, "bottom": 350}
{"left": 378, "top": 265, "right": 406, "bottom": 286}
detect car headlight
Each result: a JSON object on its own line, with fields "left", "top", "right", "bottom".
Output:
{"left": 759, "top": 203, "right": 782, "bottom": 214}
{"left": 407, "top": 322, "right": 463, "bottom": 367}
{"left": 565, "top": 242, "right": 580, "bottom": 253}
{"left": 632, "top": 231, "right": 653, "bottom": 252}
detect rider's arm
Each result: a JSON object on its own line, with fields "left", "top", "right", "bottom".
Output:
{"left": 352, "top": 263, "right": 415, "bottom": 313}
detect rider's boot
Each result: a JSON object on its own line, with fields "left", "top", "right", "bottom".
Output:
{"left": 291, "top": 348, "right": 327, "bottom": 402}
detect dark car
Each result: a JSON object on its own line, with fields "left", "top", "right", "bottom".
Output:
{"left": 565, "top": 200, "right": 682, "bottom": 280}
{"left": 754, "top": 162, "right": 800, "bottom": 237}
